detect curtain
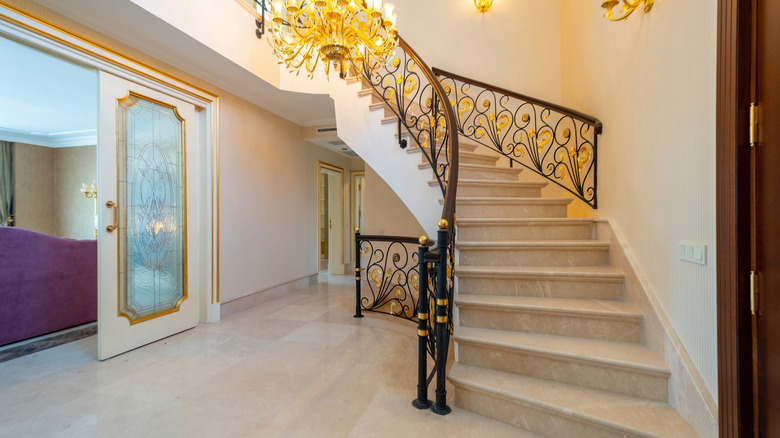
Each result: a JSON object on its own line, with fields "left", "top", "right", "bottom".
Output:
{"left": 0, "top": 141, "right": 13, "bottom": 226}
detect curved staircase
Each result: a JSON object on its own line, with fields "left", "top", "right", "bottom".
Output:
{"left": 343, "top": 60, "right": 699, "bottom": 436}
{"left": 444, "top": 141, "right": 698, "bottom": 437}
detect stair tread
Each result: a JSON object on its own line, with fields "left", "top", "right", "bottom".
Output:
{"left": 455, "top": 327, "right": 669, "bottom": 376}
{"left": 454, "top": 179, "right": 547, "bottom": 187}
{"left": 457, "top": 240, "right": 609, "bottom": 248}
{"left": 419, "top": 162, "right": 521, "bottom": 171}
{"left": 449, "top": 364, "right": 698, "bottom": 438}
{"left": 456, "top": 217, "right": 596, "bottom": 224}
{"left": 455, "top": 197, "right": 573, "bottom": 205}
{"left": 455, "top": 294, "right": 643, "bottom": 318}
{"left": 455, "top": 265, "right": 625, "bottom": 280}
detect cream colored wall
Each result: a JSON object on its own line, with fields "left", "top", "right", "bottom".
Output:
{"left": 363, "top": 165, "right": 424, "bottom": 238}
{"left": 560, "top": 1, "right": 718, "bottom": 397}
{"left": 13, "top": 143, "right": 56, "bottom": 235}
{"left": 218, "top": 93, "right": 359, "bottom": 302}
{"left": 391, "top": 0, "right": 562, "bottom": 103}
{"left": 11, "top": 143, "right": 96, "bottom": 239}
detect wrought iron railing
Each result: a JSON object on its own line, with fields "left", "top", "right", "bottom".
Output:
{"left": 354, "top": 227, "right": 453, "bottom": 415}
{"left": 433, "top": 68, "right": 602, "bottom": 209}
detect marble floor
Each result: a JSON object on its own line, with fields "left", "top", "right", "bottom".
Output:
{"left": 0, "top": 274, "right": 527, "bottom": 438}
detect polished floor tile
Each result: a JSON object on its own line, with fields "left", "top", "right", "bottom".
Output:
{"left": 0, "top": 274, "right": 524, "bottom": 437}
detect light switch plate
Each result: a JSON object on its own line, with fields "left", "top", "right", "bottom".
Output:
{"left": 679, "top": 242, "right": 707, "bottom": 265}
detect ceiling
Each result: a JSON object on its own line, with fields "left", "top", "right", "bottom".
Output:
{"left": 0, "top": 36, "right": 98, "bottom": 147}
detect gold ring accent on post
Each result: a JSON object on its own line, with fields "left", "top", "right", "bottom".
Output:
{"left": 436, "top": 299, "right": 448, "bottom": 306}
{"left": 436, "top": 316, "right": 448, "bottom": 323}
{"left": 418, "top": 312, "right": 429, "bottom": 320}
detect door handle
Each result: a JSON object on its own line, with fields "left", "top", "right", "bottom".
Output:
{"left": 106, "top": 201, "right": 118, "bottom": 232}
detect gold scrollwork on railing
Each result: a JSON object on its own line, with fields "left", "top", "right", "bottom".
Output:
{"left": 601, "top": 0, "right": 654, "bottom": 22}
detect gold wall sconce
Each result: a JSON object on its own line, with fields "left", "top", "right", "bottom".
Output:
{"left": 475, "top": 0, "right": 493, "bottom": 13}
{"left": 602, "top": 0, "right": 653, "bottom": 21}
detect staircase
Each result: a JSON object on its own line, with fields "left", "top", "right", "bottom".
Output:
{"left": 344, "top": 57, "right": 699, "bottom": 436}
{"left": 445, "top": 143, "right": 699, "bottom": 437}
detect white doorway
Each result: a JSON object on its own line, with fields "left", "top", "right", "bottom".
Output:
{"left": 318, "top": 162, "right": 344, "bottom": 275}
{"left": 0, "top": 8, "right": 218, "bottom": 359}
{"left": 350, "top": 170, "right": 365, "bottom": 262}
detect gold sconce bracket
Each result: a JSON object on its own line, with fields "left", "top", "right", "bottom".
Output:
{"left": 602, "top": 0, "right": 653, "bottom": 21}
{"left": 474, "top": 0, "right": 493, "bottom": 13}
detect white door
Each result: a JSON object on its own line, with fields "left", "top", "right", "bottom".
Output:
{"left": 325, "top": 169, "right": 343, "bottom": 275}
{"left": 97, "top": 71, "right": 199, "bottom": 360}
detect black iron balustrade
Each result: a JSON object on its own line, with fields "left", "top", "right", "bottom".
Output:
{"left": 433, "top": 68, "right": 602, "bottom": 209}
{"left": 354, "top": 227, "right": 453, "bottom": 415}
{"left": 361, "top": 37, "right": 460, "bottom": 219}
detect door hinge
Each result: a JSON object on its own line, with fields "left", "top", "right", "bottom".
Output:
{"left": 750, "top": 271, "right": 759, "bottom": 315}
{"left": 750, "top": 103, "right": 758, "bottom": 147}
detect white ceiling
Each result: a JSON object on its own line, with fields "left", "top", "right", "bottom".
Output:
{"left": 34, "top": 0, "right": 337, "bottom": 127}
{"left": 0, "top": 36, "right": 98, "bottom": 147}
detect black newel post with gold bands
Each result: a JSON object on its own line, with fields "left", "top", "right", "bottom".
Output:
{"left": 354, "top": 228, "right": 363, "bottom": 319}
{"left": 432, "top": 219, "right": 452, "bottom": 415}
{"left": 412, "top": 235, "right": 432, "bottom": 410}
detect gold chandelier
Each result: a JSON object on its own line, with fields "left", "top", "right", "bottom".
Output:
{"left": 266, "top": 0, "right": 398, "bottom": 78}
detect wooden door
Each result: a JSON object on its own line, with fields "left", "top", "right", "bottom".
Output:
{"left": 755, "top": 0, "right": 780, "bottom": 432}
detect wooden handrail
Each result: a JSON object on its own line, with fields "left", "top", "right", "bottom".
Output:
{"left": 432, "top": 67, "right": 603, "bottom": 135}
{"left": 398, "top": 38, "right": 460, "bottom": 229}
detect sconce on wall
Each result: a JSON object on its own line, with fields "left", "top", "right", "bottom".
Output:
{"left": 474, "top": 0, "right": 493, "bottom": 13}
{"left": 602, "top": 0, "right": 653, "bottom": 21}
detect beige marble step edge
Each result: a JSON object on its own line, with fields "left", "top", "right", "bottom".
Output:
{"left": 420, "top": 162, "right": 522, "bottom": 173}
{"left": 449, "top": 364, "right": 698, "bottom": 438}
{"left": 456, "top": 217, "right": 594, "bottom": 225}
{"left": 456, "top": 240, "right": 609, "bottom": 249}
{"left": 455, "top": 327, "right": 669, "bottom": 378}
{"left": 450, "top": 179, "right": 547, "bottom": 188}
{"left": 455, "top": 294, "right": 643, "bottom": 322}
{"left": 455, "top": 265, "right": 625, "bottom": 282}
{"left": 454, "top": 197, "right": 573, "bottom": 206}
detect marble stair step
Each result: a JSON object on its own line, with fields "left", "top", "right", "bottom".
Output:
{"left": 457, "top": 240, "right": 609, "bottom": 267}
{"left": 455, "top": 327, "right": 670, "bottom": 401}
{"left": 421, "top": 162, "right": 523, "bottom": 181}
{"left": 455, "top": 295, "right": 642, "bottom": 342}
{"left": 439, "top": 179, "right": 547, "bottom": 198}
{"left": 455, "top": 265, "right": 625, "bottom": 300}
{"left": 448, "top": 197, "right": 572, "bottom": 219}
{"left": 407, "top": 142, "right": 480, "bottom": 160}
{"left": 449, "top": 364, "right": 698, "bottom": 438}
{"left": 456, "top": 217, "right": 595, "bottom": 240}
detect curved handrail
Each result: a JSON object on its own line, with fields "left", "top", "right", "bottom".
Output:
{"left": 434, "top": 68, "right": 601, "bottom": 209}
{"left": 361, "top": 36, "right": 459, "bottom": 231}
{"left": 432, "top": 68, "right": 602, "bottom": 134}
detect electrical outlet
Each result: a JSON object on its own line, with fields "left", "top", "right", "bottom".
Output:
{"left": 678, "top": 242, "right": 707, "bottom": 265}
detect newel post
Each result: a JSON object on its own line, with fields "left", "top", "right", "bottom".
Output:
{"left": 413, "top": 235, "right": 432, "bottom": 410}
{"left": 354, "top": 228, "right": 363, "bottom": 318}
{"left": 432, "top": 219, "right": 452, "bottom": 415}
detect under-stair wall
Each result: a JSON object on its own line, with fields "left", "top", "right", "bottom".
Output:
{"left": 327, "top": 76, "right": 442, "bottom": 237}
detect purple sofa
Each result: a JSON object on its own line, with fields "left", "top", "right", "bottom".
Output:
{"left": 0, "top": 227, "right": 97, "bottom": 346}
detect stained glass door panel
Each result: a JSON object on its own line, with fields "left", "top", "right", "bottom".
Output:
{"left": 98, "top": 72, "right": 198, "bottom": 360}
{"left": 118, "top": 94, "right": 186, "bottom": 323}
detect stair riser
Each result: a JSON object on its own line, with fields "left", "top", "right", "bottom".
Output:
{"left": 456, "top": 277, "right": 624, "bottom": 300}
{"left": 457, "top": 306, "right": 642, "bottom": 342}
{"left": 460, "top": 168, "right": 522, "bottom": 181}
{"left": 459, "top": 155, "right": 499, "bottom": 166}
{"left": 453, "top": 384, "right": 648, "bottom": 438}
{"left": 457, "top": 204, "right": 568, "bottom": 219}
{"left": 457, "top": 224, "right": 594, "bottom": 241}
{"left": 457, "top": 186, "right": 543, "bottom": 198}
{"left": 457, "top": 342, "right": 668, "bottom": 401}
{"left": 458, "top": 248, "right": 609, "bottom": 267}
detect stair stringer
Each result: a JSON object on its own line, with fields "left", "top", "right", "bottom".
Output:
{"left": 594, "top": 218, "right": 718, "bottom": 437}
{"left": 327, "top": 76, "right": 441, "bottom": 237}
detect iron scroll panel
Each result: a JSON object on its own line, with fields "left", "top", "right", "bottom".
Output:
{"left": 361, "top": 37, "right": 460, "bottom": 225}
{"left": 356, "top": 236, "right": 421, "bottom": 321}
{"left": 435, "top": 69, "right": 601, "bottom": 209}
